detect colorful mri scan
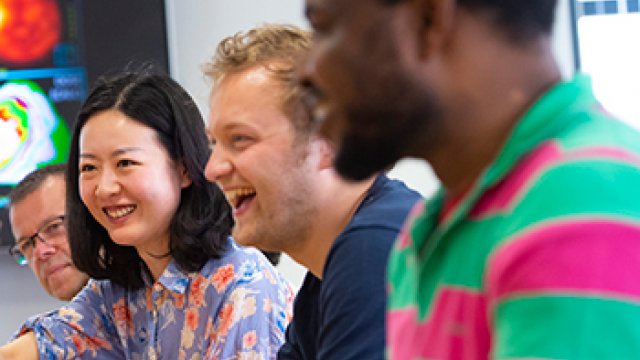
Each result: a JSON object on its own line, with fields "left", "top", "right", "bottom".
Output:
{"left": 0, "top": 80, "right": 71, "bottom": 185}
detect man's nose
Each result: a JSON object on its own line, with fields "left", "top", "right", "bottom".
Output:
{"left": 32, "top": 236, "right": 57, "bottom": 261}
{"left": 204, "top": 146, "right": 233, "bottom": 183}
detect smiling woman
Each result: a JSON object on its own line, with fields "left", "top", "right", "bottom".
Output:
{"left": 78, "top": 109, "right": 192, "bottom": 280}
{"left": 0, "top": 70, "right": 293, "bottom": 360}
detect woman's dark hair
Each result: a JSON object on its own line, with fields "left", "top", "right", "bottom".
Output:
{"left": 66, "top": 70, "right": 234, "bottom": 289}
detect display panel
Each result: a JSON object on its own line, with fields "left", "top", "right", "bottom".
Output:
{"left": 572, "top": 0, "right": 640, "bottom": 129}
{"left": 0, "top": 0, "right": 168, "bottom": 245}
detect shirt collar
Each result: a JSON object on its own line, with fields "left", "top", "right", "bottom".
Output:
{"left": 428, "top": 75, "right": 596, "bottom": 232}
{"left": 142, "top": 259, "right": 191, "bottom": 294}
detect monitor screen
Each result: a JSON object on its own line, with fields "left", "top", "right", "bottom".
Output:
{"left": 0, "top": 0, "right": 169, "bottom": 245}
{"left": 572, "top": 0, "right": 640, "bottom": 130}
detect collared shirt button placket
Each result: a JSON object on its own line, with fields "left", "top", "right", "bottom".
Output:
{"left": 149, "top": 283, "right": 162, "bottom": 359}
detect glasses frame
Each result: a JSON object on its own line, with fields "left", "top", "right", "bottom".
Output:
{"left": 8, "top": 215, "right": 66, "bottom": 266}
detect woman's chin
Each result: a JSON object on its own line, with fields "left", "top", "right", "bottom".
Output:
{"left": 108, "top": 232, "right": 138, "bottom": 248}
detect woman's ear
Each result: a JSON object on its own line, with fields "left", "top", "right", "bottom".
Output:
{"left": 178, "top": 162, "right": 192, "bottom": 188}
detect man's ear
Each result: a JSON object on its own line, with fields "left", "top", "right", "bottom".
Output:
{"left": 410, "top": 0, "right": 457, "bottom": 59}
{"left": 316, "top": 138, "right": 335, "bottom": 171}
{"left": 178, "top": 162, "right": 192, "bottom": 189}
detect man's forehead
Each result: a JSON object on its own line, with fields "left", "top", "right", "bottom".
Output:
{"left": 305, "top": 0, "right": 356, "bottom": 17}
{"left": 305, "top": 0, "right": 328, "bottom": 19}
{"left": 210, "top": 69, "right": 289, "bottom": 117}
{"left": 40, "top": 174, "right": 65, "bottom": 190}
{"left": 14, "top": 175, "right": 65, "bottom": 205}
{"left": 9, "top": 175, "right": 66, "bottom": 233}
{"left": 305, "top": 0, "right": 329, "bottom": 11}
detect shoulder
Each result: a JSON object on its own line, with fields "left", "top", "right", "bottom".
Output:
{"left": 331, "top": 177, "right": 421, "bottom": 260}
{"left": 484, "top": 134, "right": 640, "bottom": 304}
{"left": 471, "top": 137, "right": 640, "bottom": 229}
{"left": 201, "top": 238, "right": 266, "bottom": 274}
{"left": 70, "top": 278, "right": 125, "bottom": 305}
{"left": 515, "top": 140, "right": 640, "bottom": 220}
{"left": 322, "top": 230, "right": 395, "bottom": 302}
{"left": 201, "top": 239, "right": 292, "bottom": 297}
{"left": 347, "top": 176, "right": 422, "bottom": 234}
{"left": 322, "top": 177, "right": 421, "bottom": 287}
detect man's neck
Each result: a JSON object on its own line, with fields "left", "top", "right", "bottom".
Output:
{"left": 288, "top": 175, "right": 376, "bottom": 279}
{"left": 428, "top": 35, "right": 561, "bottom": 197}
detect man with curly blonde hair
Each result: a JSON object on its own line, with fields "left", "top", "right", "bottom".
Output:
{"left": 203, "top": 24, "right": 421, "bottom": 359}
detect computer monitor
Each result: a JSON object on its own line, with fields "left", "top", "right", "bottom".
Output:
{"left": 0, "top": 0, "right": 169, "bottom": 245}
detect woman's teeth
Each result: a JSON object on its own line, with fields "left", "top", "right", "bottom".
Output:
{"left": 106, "top": 206, "right": 135, "bottom": 218}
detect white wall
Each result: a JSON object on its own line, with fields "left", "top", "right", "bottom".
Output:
{"left": 165, "top": 0, "right": 308, "bottom": 115}
{"left": 553, "top": 0, "right": 576, "bottom": 79}
{"left": 0, "top": 0, "right": 577, "bottom": 342}
{"left": 0, "top": 250, "right": 65, "bottom": 342}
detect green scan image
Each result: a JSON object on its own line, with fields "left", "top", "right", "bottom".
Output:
{"left": 0, "top": 80, "right": 71, "bottom": 186}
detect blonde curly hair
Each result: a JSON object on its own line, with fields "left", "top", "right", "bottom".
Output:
{"left": 204, "top": 24, "right": 313, "bottom": 135}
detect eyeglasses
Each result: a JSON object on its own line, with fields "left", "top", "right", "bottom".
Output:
{"left": 9, "top": 215, "right": 67, "bottom": 266}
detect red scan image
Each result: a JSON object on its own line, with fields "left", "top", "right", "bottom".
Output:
{"left": 0, "top": 0, "right": 61, "bottom": 65}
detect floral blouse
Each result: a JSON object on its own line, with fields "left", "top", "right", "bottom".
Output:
{"left": 18, "top": 240, "right": 294, "bottom": 359}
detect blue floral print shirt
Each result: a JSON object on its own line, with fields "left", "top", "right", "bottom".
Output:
{"left": 17, "top": 239, "right": 294, "bottom": 360}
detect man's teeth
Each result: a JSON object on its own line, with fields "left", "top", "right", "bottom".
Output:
{"left": 106, "top": 206, "right": 135, "bottom": 218}
{"left": 225, "top": 188, "right": 256, "bottom": 207}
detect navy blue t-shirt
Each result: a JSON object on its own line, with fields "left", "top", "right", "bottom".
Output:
{"left": 278, "top": 175, "right": 422, "bottom": 360}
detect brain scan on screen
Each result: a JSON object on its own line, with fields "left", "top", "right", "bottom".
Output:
{"left": 0, "top": 80, "right": 71, "bottom": 185}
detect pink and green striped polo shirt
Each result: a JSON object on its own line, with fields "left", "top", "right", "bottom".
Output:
{"left": 387, "top": 76, "right": 640, "bottom": 359}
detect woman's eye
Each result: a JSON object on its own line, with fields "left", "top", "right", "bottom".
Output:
{"left": 117, "top": 159, "right": 135, "bottom": 167}
{"left": 80, "top": 164, "right": 96, "bottom": 172}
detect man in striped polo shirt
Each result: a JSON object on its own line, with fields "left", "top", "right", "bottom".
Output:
{"left": 301, "top": 0, "right": 640, "bottom": 358}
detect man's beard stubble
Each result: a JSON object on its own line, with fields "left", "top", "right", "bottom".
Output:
{"left": 233, "top": 149, "right": 319, "bottom": 255}
{"left": 332, "top": 78, "right": 441, "bottom": 182}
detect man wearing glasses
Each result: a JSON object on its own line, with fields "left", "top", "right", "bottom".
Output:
{"left": 8, "top": 164, "right": 88, "bottom": 301}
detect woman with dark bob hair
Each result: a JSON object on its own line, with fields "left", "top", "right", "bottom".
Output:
{"left": 0, "top": 71, "right": 293, "bottom": 359}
